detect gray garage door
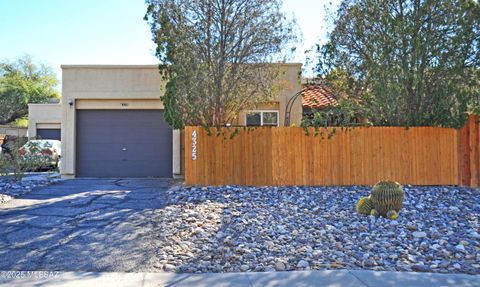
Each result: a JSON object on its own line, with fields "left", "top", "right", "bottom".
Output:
{"left": 76, "top": 110, "right": 172, "bottom": 178}
{"left": 37, "top": 128, "right": 61, "bottom": 140}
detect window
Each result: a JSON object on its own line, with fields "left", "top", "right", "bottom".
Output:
{"left": 246, "top": 111, "right": 279, "bottom": 126}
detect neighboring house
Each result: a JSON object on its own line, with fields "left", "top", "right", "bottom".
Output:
{"left": 301, "top": 82, "right": 369, "bottom": 125}
{"left": 27, "top": 64, "right": 302, "bottom": 179}
{"left": 301, "top": 83, "right": 338, "bottom": 118}
{"left": 28, "top": 103, "right": 62, "bottom": 140}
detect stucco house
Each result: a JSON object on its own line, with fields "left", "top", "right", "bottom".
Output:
{"left": 28, "top": 103, "right": 62, "bottom": 140}
{"left": 28, "top": 64, "right": 302, "bottom": 179}
{"left": 301, "top": 83, "right": 338, "bottom": 115}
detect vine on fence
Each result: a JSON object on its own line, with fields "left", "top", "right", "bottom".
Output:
{"left": 301, "top": 97, "right": 371, "bottom": 138}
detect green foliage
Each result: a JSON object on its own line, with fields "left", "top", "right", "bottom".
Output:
{"left": 0, "top": 153, "right": 8, "bottom": 176}
{"left": 161, "top": 80, "right": 184, "bottom": 129}
{"left": 13, "top": 117, "right": 28, "bottom": 128}
{"left": 370, "top": 181, "right": 405, "bottom": 217}
{"left": 144, "top": 0, "right": 298, "bottom": 128}
{"left": 318, "top": 0, "right": 480, "bottom": 127}
{"left": 1, "top": 139, "right": 28, "bottom": 180}
{"left": 229, "top": 127, "right": 240, "bottom": 140}
{"left": 467, "top": 69, "right": 480, "bottom": 115}
{"left": 0, "top": 55, "right": 59, "bottom": 124}
{"left": 356, "top": 196, "right": 374, "bottom": 216}
{"left": 302, "top": 97, "right": 371, "bottom": 130}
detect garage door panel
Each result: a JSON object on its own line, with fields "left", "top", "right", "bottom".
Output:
{"left": 77, "top": 126, "right": 171, "bottom": 145}
{"left": 77, "top": 161, "right": 169, "bottom": 178}
{"left": 80, "top": 138, "right": 171, "bottom": 145}
{"left": 76, "top": 110, "right": 172, "bottom": 178}
{"left": 78, "top": 122, "right": 169, "bottom": 131}
{"left": 78, "top": 114, "right": 170, "bottom": 126}
{"left": 79, "top": 114, "right": 169, "bottom": 125}
{"left": 78, "top": 143, "right": 172, "bottom": 161}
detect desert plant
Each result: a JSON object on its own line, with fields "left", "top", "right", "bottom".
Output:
{"left": 386, "top": 210, "right": 399, "bottom": 220}
{"left": 370, "top": 181, "right": 405, "bottom": 217}
{"left": 6, "top": 140, "right": 29, "bottom": 180}
{"left": 0, "top": 153, "right": 9, "bottom": 176}
{"left": 356, "top": 196, "right": 374, "bottom": 216}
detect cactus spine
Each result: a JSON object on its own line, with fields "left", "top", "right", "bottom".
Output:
{"left": 370, "top": 181, "right": 405, "bottom": 217}
{"left": 356, "top": 196, "right": 374, "bottom": 216}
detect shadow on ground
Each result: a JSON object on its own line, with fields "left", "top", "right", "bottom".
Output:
{"left": 0, "top": 178, "right": 170, "bottom": 272}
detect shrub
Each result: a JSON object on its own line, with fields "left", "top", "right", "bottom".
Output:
{"left": 0, "top": 153, "right": 9, "bottom": 176}
{"left": 12, "top": 117, "right": 29, "bottom": 128}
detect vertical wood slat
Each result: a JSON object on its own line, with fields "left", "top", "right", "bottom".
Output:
{"left": 460, "top": 120, "right": 471, "bottom": 186}
{"left": 184, "top": 126, "right": 192, "bottom": 185}
{"left": 183, "top": 121, "right": 479, "bottom": 186}
{"left": 469, "top": 118, "right": 474, "bottom": 186}
{"left": 460, "top": 115, "right": 480, "bottom": 187}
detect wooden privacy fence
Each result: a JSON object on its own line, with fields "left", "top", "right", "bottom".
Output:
{"left": 185, "top": 115, "right": 480, "bottom": 187}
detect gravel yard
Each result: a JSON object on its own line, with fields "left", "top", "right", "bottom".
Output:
{"left": 0, "top": 174, "right": 56, "bottom": 204}
{"left": 153, "top": 185, "right": 480, "bottom": 275}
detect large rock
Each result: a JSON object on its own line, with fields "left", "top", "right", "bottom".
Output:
{"left": 412, "top": 231, "right": 427, "bottom": 238}
{"left": 297, "top": 260, "right": 309, "bottom": 269}
{"left": 412, "top": 264, "right": 432, "bottom": 272}
{"left": 275, "top": 262, "right": 286, "bottom": 271}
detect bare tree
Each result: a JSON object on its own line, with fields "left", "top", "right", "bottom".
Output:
{"left": 144, "top": 0, "right": 297, "bottom": 128}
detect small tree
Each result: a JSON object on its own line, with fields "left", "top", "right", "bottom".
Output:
{"left": 144, "top": 0, "right": 297, "bottom": 128}
{"left": 0, "top": 55, "right": 59, "bottom": 124}
{"left": 317, "top": 0, "right": 480, "bottom": 127}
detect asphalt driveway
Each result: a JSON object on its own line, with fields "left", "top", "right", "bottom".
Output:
{"left": 0, "top": 178, "right": 170, "bottom": 272}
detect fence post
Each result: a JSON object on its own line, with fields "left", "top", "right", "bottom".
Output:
{"left": 471, "top": 115, "right": 480, "bottom": 187}
{"left": 459, "top": 114, "right": 480, "bottom": 187}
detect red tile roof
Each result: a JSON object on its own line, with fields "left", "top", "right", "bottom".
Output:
{"left": 301, "top": 83, "right": 338, "bottom": 108}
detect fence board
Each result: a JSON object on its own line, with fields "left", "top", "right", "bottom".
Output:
{"left": 185, "top": 117, "right": 480, "bottom": 186}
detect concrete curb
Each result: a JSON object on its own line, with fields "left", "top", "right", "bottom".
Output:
{"left": 0, "top": 270, "right": 478, "bottom": 287}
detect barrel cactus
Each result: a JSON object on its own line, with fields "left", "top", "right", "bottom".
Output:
{"left": 386, "top": 210, "right": 399, "bottom": 220}
{"left": 356, "top": 196, "right": 374, "bottom": 216}
{"left": 370, "top": 181, "right": 405, "bottom": 217}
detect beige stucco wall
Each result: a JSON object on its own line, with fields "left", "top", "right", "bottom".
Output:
{"left": 60, "top": 64, "right": 302, "bottom": 178}
{"left": 0, "top": 125, "right": 27, "bottom": 137}
{"left": 236, "top": 64, "right": 302, "bottom": 126}
{"left": 61, "top": 65, "right": 173, "bottom": 178}
{"left": 27, "top": 104, "right": 62, "bottom": 138}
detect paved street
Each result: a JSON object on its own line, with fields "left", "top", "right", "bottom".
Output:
{"left": 0, "top": 178, "right": 170, "bottom": 272}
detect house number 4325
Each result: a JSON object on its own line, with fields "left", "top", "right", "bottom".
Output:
{"left": 191, "top": 130, "right": 197, "bottom": 160}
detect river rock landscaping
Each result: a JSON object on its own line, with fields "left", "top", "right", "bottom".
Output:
{"left": 0, "top": 175, "right": 56, "bottom": 204}
{"left": 152, "top": 185, "right": 480, "bottom": 275}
